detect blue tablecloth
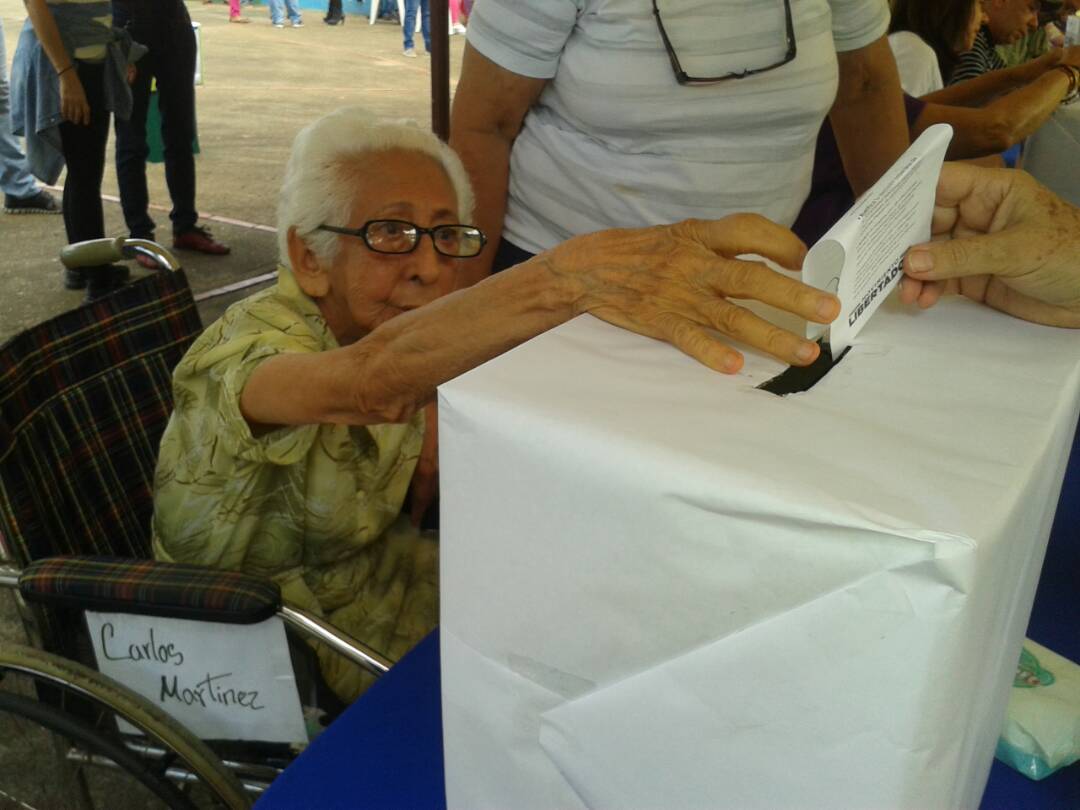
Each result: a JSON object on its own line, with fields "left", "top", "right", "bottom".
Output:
{"left": 257, "top": 429, "right": 1080, "bottom": 810}
{"left": 255, "top": 628, "right": 446, "bottom": 810}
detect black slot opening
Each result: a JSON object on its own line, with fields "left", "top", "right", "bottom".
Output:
{"left": 756, "top": 339, "right": 851, "bottom": 396}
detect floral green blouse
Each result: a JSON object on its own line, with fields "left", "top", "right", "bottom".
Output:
{"left": 152, "top": 267, "right": 436, "bottom": 702}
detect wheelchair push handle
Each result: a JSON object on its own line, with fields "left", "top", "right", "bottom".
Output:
{"left": 60, "top": 237, "right": 182, "bottom": 272}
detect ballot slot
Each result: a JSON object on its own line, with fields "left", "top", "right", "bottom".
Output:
{"left": 756, "top": 338, "right": 851, "bottom": 395}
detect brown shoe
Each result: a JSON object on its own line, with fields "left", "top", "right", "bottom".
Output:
{"left": 174, "top": 226, "right": 231, "bottom": 255}
{"left": 229, "top": 15, "right": 250, "bottom": 23}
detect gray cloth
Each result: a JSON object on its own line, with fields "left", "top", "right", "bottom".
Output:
{"left": 10, "top": 9, "right": 146, "bottom": 184}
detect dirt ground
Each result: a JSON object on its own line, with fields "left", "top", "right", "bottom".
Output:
{"left": 1, "top": 0, "right": 464, "bottom": 339}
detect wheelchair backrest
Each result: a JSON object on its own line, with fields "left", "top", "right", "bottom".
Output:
{"left": 0, "top": 272, "right": 203, "bottom": 566}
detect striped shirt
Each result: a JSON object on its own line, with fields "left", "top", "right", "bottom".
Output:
{"left": 466, "top": 0, "right": 890, "bottom": 253}
{"left": 948, "top": 27, "right": 1006, "bottom": 85}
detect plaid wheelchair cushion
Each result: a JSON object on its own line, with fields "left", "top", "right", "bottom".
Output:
{"left": 0, "top": 272, "right": 202, "bottom": 564}
{"left": 19, "top": 556, "right": 282, "bottom": 624}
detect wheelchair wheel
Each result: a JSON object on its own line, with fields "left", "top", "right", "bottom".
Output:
{"left": 0, "top": 643, "right": 251, "bottom": 809}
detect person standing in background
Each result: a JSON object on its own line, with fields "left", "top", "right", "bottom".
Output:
{"left": 227, "top": 0, "right": 250, "bottom": 24}
{"left": 449, "top": 0, "right": 466, "bottom": 34}
{"left": 267, "top": 0, "right": 303, "bottom": 28}
{"left": 402, "top": 0, "right": 430, "bottom": 58}
{"left": 0, "top": 18, "right": 59, "bottom": 214}
{"left": 324, "top": 0, "right": 345, "bottom": 26}
{"left": 13, "top": 0, "right": 143, "bottom": 299}
{"left": 111, "top": 0, "right": 230, "bottom": 269}
{"left": 203, "top": 0, "right": 250, "bottom": 23}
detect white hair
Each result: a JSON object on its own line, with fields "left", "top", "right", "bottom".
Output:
{"left": 277, "top": 106, "right": 475, "bottom": 269}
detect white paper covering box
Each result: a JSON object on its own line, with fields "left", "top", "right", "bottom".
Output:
{"left": 438, "top": 296, "right": 1080, "bottom": 810}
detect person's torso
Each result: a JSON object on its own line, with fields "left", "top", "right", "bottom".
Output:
{"left": 152, "top": 282, "right": 424, "bottom": 582}
{"left": 504, "top": 0, "right": 849, "bottom": 252}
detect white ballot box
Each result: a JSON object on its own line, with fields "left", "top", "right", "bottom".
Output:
{"left": 439, "top": 296, "right": 1080, "bottom": 810}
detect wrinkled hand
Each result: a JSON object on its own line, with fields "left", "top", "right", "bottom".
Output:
{"left": 409, "top": 402, "right": 439, "bottom": 528}
{"left": 59, "top": 70, "right": 90, "bottom": 125}
{"left": 545, "top": 215, "right": 840, "bottom": 374}
{"left": 1059, "top": 45, "right": 1080, "bottom": 69}
{"left": 900, "top": 163, "right": 1080, "bottom": 328}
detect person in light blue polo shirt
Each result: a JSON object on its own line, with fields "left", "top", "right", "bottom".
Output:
{"left": 450, "top": 0, "right": 910, "bottom": 286}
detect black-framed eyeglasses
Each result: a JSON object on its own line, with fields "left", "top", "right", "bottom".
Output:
{"left": 652, "top": 0, "right": 797, "bottom": 86}
{"left": 317, "top": 219, "right": 487, "bottom": 258}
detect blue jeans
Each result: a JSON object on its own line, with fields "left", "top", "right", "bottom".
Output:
{"left": 0, "top": 20, "right": 39, "bottom": 199}
{"left": 403, "top": 0, "right": 431, "bottom": 51}
{"left": 268, "top": 0, "right": 302, "bottom": 25}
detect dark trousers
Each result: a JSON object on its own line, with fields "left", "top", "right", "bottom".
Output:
{"left": 326, "top": 0, "right": 342, "bottom": 19}
{"left": 58, "top": 62, "right": 110, "bottom": 247}
{"left": 113, "top": 4, "right": 198, "bottom": 238}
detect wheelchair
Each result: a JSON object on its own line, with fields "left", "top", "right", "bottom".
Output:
{"left": 0, "top": 239, "right": 392, "bottom": 809}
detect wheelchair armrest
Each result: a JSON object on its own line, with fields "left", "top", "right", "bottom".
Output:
{"left": 278, "top": 605, "right": 392, "bottom": 677}
{"left": 18, "top": 556, "right": 281, "bottom": 625}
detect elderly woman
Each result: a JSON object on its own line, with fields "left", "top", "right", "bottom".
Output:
{"left": 152, "top": 107, "right": 840, "bottom": 703}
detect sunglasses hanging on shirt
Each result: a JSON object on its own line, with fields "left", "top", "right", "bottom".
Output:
{"left": 652, "top": 0, "right": 797, "bottom": 85}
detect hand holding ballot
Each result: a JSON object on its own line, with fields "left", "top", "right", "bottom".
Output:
{"left": 551, "top": 215, "right": 841, "bottom": 374}
{"left": 901, "top": 163, "right": 1080, "bottom": 329}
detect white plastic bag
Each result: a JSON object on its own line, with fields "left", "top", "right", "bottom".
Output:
{"left": 995, "top": 639, "right": 1080, "bottom": 780}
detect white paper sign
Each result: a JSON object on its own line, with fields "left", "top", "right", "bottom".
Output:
{"left": 804, "top": 123, "right": 953, "bottom": 353}
{"left": 86, "top": 612, "right": 307, "bottom": 745}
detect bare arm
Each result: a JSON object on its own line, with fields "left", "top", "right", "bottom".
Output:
{"left": 829, "top": 36, "right": 910, "bottom": 198}
{"left": 923, "top": 49, "right": 1064, "bottom": 107}
{"left": 241, "top": 263, "right": 572, "bottom": 427}
{"left": 24, "top": 0, "right": 72, "bottom": 73}
{"left": 23, "top": 0, "right": 89, "bottom": 124}
{"left": 449, "top": 44, "right": 547, "bottom": 287}
{"left": 240, "top": 217, "right": 843, "bottom": 428}
{"left": 913, "top": 68, "right": 1072, "bottom": 158}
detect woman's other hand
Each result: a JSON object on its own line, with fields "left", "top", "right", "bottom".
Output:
{"left": 542, "top": 215, "right": 841, "bottom": 374}
{"left": 900, "top": 163, "right": 1080, "bottom": 328}
{"left": 59, "top": 69, "right": 90, "bottom": 125}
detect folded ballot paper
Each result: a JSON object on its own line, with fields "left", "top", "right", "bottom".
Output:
{"left": 438, "top": 125, "right": 1080, "bottom": 808}
{"left": 803, "top": 123, "right": 952, "bottom": 355}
